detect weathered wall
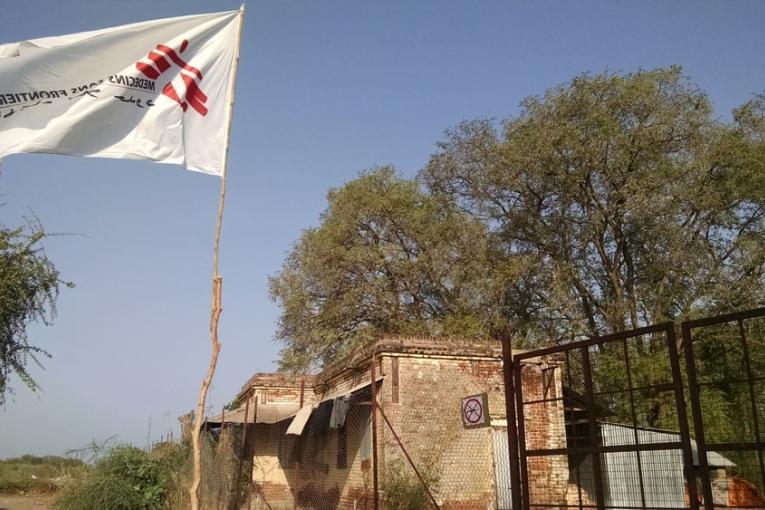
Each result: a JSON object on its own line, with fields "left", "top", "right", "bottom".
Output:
{"left": 251, "top": 402, "right": 375, "bottom": 509}
{"left": 248, "top": 338, "right": 569, "bottom": 510}
{"left": 242, "top": 373, "right": 315, "bottom": 406}
{"left": 376, "top": 353, "right": 568, "bottom": 509}
{"left": 517, "top": 362, "right": 569, "bottom": 506}
{"left": 376, "top": 354, "right": 502, "bottom": 510}
{"left": 251, "top": 421, "right": 293, "bottom": 508}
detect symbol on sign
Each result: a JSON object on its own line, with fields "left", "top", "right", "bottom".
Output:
{"left": 464, "top": 398, "right": 483, "bottom": 424}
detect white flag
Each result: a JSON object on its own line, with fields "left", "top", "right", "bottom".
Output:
{"left": 0, "top": 10, "right": 242, "bottom": 176}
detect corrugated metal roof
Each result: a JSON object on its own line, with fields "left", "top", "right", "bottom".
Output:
{"left": 207, "top": 376, "right": 384, "bottom": 427}
{"left": 598, "top": 422, "right": 736, "bottom": 509}
{"left": 600, "top": 422, "right": 735, "bottom": 468}
{"left": 285, "top": 405, "right": 313, "bottom": 435}
{"left": 205, "top": 402, "right": 301, "bottom": 425}
{"left": 285, "top": 376, "right": 384, "bottom": 436}
{"left": 256, "top": 403, "right": 302, "bottom": 424}
{"left": 314, "top": 376, "right": 383, "bottom": 404}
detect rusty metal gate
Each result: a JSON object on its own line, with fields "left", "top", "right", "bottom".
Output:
{"left": 504, "top": 308, "right": 765, "bottom": 510}
{"left": 682, "top": 307, "right": 765, "bottom": 509}
{"left": 508, "top": 323, "right": 699, "bottom": 510}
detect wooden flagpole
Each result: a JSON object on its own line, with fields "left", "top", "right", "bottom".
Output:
{"left": 189, "top": 6, "right": 245, "bottom": 510}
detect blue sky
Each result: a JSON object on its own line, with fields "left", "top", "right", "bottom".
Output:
{"left": 1, "top": 0, "right": 763, "bottom": 457}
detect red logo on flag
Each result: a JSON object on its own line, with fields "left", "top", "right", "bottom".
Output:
{"left": 135, "top": 39, "right": 208, "bottom": 116}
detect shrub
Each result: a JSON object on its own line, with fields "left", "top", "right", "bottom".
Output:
{"left": 97, "top": 447, "right": 165, "bottom": 508}
{"left": 53, "top": 446, "right": 170, "bottom": 510}
{"left": 52, "top": 435, "right": 240, "bottom": 510}
{"left": 383, "top": 457, "right": 440, "bottom": 510}
{"left": 55, "top": 476, "right": 144, "bottom": 510}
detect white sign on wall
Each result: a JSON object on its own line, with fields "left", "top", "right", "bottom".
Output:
{"left": 461, "top": 393, "right": 489, "bottom": 428}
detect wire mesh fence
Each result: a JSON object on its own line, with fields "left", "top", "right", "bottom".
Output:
{"left": 683, "top": 309, "right": 765, "bottom": 509}
{"left": 513, "top": 323, "right": 698, "bottom": 510}
{"left": 193, "top": 426, "right": 253, "bottom": 510}
{"left": 249, "top": 386, "right": 376, "bottom": 509}
{"left": 245, "top": 344, "right": 510, "bottom": 510}
{"left": 508, "top": 308, "right": 765, "bottom": 510}
{"left": 203, "top": 307, "right": 764, "bottom": 510}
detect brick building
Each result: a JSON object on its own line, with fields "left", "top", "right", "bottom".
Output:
{"left": 218, "top": 336, "right": 569, "bottom": 509}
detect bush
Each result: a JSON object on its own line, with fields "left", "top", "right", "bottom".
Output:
{"left": 54, "top": 445, "right": 176, "bottom": 510}
{"left": 52, "top": 435, "right": 241, "bottom": 510}
{"left": 99, "top": 447, "right": 166, "bottom": 508}
{"left": 55, "top": 477, "right": 144, "bottom": 510}
{"left": 383, "top": 457, "right": 440, "bottom": 510}
{"left": 150, "top": 442, "right": 191, "bottom": 510}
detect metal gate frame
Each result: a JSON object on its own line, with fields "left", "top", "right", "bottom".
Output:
{"left": 682, "top": 307, "right": 765, "bottom": 510}
{"left": 506, "top": 323, "right": 700, "bottom": 510}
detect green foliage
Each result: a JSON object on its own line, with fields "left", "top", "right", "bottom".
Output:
{"left": 0, "top": 216, "right": 72, "bottom": 404}
{"left": 159, "top": 444, "right": 193, "bottom": 510}
{"left": 55, "top": 433, "right": 243, "bottom": 510}
{"left": 0, "top": 455, "right": 86, "bottom": 493}
{"left": 272, "top": 67, "right": 764, "bottom": 372}
{"left": 223, "top": 396, "right": 242, "bottom": 411}
{"left": 97, "top": 447, "right": 166, "bottom": 508}
{"left": 270, "top": 167, "right": 492, "bottom": 371}
{"left": 383, "top": 457, "right": 440, "bottom": 510}
{"left": 53, "top": 445, "right": 187, "bottom": 510}
{"left": 55, "top": 476, "right": 145, "bottom": 510}
{"left": 1, "top": 455, "right": 84, "bottom": 468}
{"left": 421, "top": 66, "right": 765, "bottom": 343}
{"left": 692, "top": 319, "right": 765, "bottom": 442}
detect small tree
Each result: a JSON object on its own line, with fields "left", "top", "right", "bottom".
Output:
{"left": 0, "top": 217, "right": 72, "bottom": 404}
{"left": 269, "top": 167, "right": 492, "bottom": 371}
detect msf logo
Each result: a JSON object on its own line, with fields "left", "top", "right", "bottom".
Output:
{"left": 135, "top": 39, "right": 208, "bottom": 116}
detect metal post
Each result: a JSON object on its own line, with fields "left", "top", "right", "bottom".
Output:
{"left": 249, "top": 395, "right": 258, "bottom": 484}
{"left": 294, "top": 378, "right": 305, "bottom": 510}
{"left": 371, "top": 355, "right": 379, "bottom": 510}
{"left": 737, "top": 319, "right": 765, "bottom": 496}
{"left": 242, "top": 396, "right": 250, "bottom": 455}
{"left": 621, "top": 338, "right": 647, "bottom": 509}
{"left": 682, "top": 323, "right": 713, "bottom": 510}
{"left": 665, "top": 324, "right": 700, "bottom": 510}
{"left": 501, "top": 332, "right": 523, "bottom": 510}
{"left": 376, "top": 400, "right": 441, "bottom": 509}
{"left": 513, "top": 361, "right": 531, "bottom": 510}
{"left": 581, "top": 345, "right": 606, "bottom": 510}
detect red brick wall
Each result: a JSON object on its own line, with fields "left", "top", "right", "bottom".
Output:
{"left": 248, "top": 344, "right": 569, "bottom": 509}
{"left": 251, "top": 405, "right": 375, "bottom": 509}
{"left": 375, "top": 355, "right": 500, "bottom": 509}
{"left": 517, "top": 363, "right": 568, "bottom": 506}
{"left": 376, "top": 354, "right": 568, "bottom": 509}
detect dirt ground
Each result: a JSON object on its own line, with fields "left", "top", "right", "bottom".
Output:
{"left": 0, "top": 494, "right": 53, "bottom": 510}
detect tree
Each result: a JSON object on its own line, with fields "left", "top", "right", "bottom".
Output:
{"left": 0, "top": 217, "right": 71, "bottom": 404}
{"left": 272, "top": 67, "right": 764, "bottom": 372}
{"left": 421, "top": 66, "right": 765, "bottom": 345}
{"left": 269, "top": 167, "right": 492, "bottom": 371}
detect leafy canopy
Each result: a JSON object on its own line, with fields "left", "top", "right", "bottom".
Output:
{"left": 272, "top": 67, "right": 765, "bottom": 370}
{"left": 0, "top": 217, "right": 72, "bottom": 404}
{"left": 422, "top": 66, "right": 764, "bottom": 344}
{"left": 269, "top": 167, "right": 491, "bottom": 371}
